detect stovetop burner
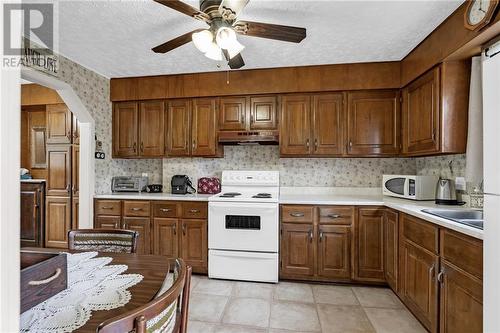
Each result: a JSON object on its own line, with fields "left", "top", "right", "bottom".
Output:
{"left": 219, "top": 192, "right": 242, "bottom": 198}
{"left": 252, "top": 193, "right": 272, "bottom": 198}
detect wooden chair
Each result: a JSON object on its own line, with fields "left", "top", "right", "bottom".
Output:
{"left": 67, "top": 229, "right": 139, "bottom": 253}
{"left": 97, "top": 259, "right": 192, "bottom": 333}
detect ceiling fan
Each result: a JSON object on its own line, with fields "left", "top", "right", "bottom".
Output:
{"left": 152, "top": 0, "right": 307, "bottom": 69}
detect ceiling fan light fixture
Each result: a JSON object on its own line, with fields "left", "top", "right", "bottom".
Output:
{"left": 204, "top": 42, "right": 223, "bottom": 61}
{"left": 227, "top": 40, "right": 245, "bottom": 59}
{"left": 215, "top": 27, "right": 238, "bottom": 49}
{"left": 192, "top": 29, "right": 214, "bottom": 53}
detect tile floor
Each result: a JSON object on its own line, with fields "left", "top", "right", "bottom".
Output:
{"left": 187, "top": 275, "right": 427, "bottom": 333}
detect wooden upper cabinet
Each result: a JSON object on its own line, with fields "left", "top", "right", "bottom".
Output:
{"left": 346, "top": 90, "right": 400, "bottom": 156}
{"left": 46, "top": 145, "right": 72, "bottom": 197}
{"left": 167, "top": 99, "right": 191, "bottom": 157}
{"left": 249, "top": 96, "right": 277, "bottom": 130}
{"left": 402, "top": 61, "right": 470, "bottom": 156}
{"left": 280, "top": 94, "right": 311, "bottom": 156}
{"left": 280, "top": 222, "right": 315, "bottom": 278}
{"left": 113, "top": 102, "right": 139, "bottom": 158}
{"left": 191, "top": 98, "right": 217, "bottom": 156}
{"left": 219, "top": 97, "right": 247, "bottom": 131}
{"left": 312, "top": 93, "right": 344, "bottom": 156}
{"left": 47, "top": 104, "right": 72, "bottom": 144}
{"left": 353, "top": 207, "right": 385, "bottom": 282}
{"left": 402, "top": 68, "right": 440, "bottom": 155}
{"left": 139, "top": 100, "right": 165, "bottom": 157}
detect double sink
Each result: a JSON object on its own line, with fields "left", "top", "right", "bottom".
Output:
{"left": 421, "top": 209, "right": 483, "bottom": 230}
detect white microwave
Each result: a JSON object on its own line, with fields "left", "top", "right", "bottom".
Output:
{"left": 382, "top": 175, "right": 438, "bottom": 200}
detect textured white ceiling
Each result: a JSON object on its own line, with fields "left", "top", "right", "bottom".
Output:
{"left": 58, "top": 0, "right": 464, "bottom": 78}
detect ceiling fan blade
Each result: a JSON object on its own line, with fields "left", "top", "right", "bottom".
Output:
{"left": 234, "top": 20, "right": 306, "bottom": 43}
{"left": 154, "top": 0, "right": 211, "bottom": 23}
{"left": 152, "top": 29, "right": 203, "bottom": 53}
{"left": 228, "top": 53, "right": 245, "bottom": 69}
{"left": 219, "top": 0, "right": 249, "bottom": 20}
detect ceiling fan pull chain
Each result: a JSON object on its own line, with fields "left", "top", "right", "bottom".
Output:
{"left": 226, "top": 70, "right": 230, "bottom": 85}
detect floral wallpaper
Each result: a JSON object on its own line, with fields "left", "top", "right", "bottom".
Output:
{"left": 416, "top": 154, "right": 466, "bottom": 179}
{"left": 162, "top": 146, "right": 417, "bottom": 190}
{"left": 57, "top": 56, "right": 162, "bottom": 194}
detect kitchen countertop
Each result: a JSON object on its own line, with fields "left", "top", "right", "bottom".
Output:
{"left": 94, "top": 192, "right": 212, "bottom": 201}
{"left": 20, "top": 179, "right": 46, "bottom": 183}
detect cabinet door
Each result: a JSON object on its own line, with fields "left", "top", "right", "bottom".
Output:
{"left": 353, "top": 207, "right": 385, "bottom": 282}
{"left": 402, "top": 67, "right": 440, "bottom": 155}
{"left": 191, "top": 98, "right": 217, "bottom": 156}
{"left": 46, "top": 104, "right": 72, "bottom": 144}
{"left": 72, "top": 114, "right": 80, "bottom": 144}
{"left": 440, "top": 261, "right": 482, "bottom": 333}
{"left": 46, "top": 145, "right": 72, "bottom": 197}
{"left": 280, "top": 222, "right": 315, "bottom": 278}
{"left": 250, "top": 96, "right": 277, "bottom": 130}
{"left": 167, "top": 99, "right": 191, "bottom": 156}
{"left": 317, "top": 225, "right": 350, "bottom": 280}
{"left": 384, "top": 209, "right": 399, "bottom": 291}
{"left": 72, "top": 145, "right": 79, "bottom": 197}
{"left": 400, "top": 241, "right": 439, "bottom": 333}
{"left": 123, "top": 217, "right": 151, "bottom": 255}
{"left": 153, "top": 218, "right": 179, "bottom": 259}
{"left": 139, "top": 100, "right": 165, "bottom": 157}
{"left": 20, "top": 184, "right": 43, "bottom": 247}
{"left": 280, "top": 95, "right": 312, "bottom": 156}
{"left": 95, "top": 215, "right": 121, "bottom": 229}
{"left": 72, "top": 197, "right": 79, "bottom": 230}
{"left": 347, "top": 90, "right": 400, "bottom": 156}
{"left": 180, "top": 219, "right": 208, "bottom": 272}
{"left": 219, "top": 97, "right": 247, "bottom": 131}
{"left": 312, "top": 93, "right": 344, "bottom": 156}
{"left": 45, "top": 196, "right": 71, "bottom": 248}
{"left": 113, "top": 102, "right": 139, "bottom": 157}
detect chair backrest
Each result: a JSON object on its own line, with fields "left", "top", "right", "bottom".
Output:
{"left": 67, "top": 229, "right": 139, "bottom": 253}
{"left": 97, "top": 259, "right": 192, "bottom": 333}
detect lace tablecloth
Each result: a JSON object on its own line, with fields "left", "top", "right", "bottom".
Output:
{"left": 20, "top": 252, "right": 143, "bottom": 333}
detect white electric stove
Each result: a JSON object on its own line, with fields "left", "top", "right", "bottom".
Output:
{"left": 208, "top": 170, "right": 279, "bottom": 283}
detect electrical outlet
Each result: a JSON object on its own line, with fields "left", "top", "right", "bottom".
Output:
{"left": 142, "top": 173, "right": 148, "bottom": 178}
{"left": 455, "top": 177, "right": 466, "bottom": 191}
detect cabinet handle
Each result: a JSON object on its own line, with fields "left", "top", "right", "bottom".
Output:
{"left": 131, "top": 207, "right": 143, "bottom": 211}
{"left": 101, "top": 206, "right": 114, "bottom": 210}
{"left": 67, "top": 130, "right": 71, "bottom": 140}
{"left": 28, "top": 268, "right": 62, "bottom": 286}
{"left": 314, "top": 139, "right": 318, "bottom": 151}
{"left": 182, "top": 223, "right": 186, "bottom": 235}
{"left": 430, "top": 264, "right": 436, "bottom": 278}
{"left": 133, "top": 142, "right": 137, "bottom": 152}
{"left": 325, "top": 214, "right": 341, "bottom": 219}
{"left": 349, "top": 141, "right": 353, "bottom": 148}
{"left": 290, "top": 212, "right": 304, "bottom": 217}
{"left": 140, "top": 142, "right": 144, "bottom": 153}
{"left": 437, "top": 271, "right": 444, "bottom": 283}
{"left": 308, "top": 229, "right": 313, "bottom": 242}
{"left": 173, "top": 224, "right": 177, "bottom": 235}
{"left": 66, "top": 184, "right": 71, "bottom": 193}
{"left": 319, "top": 230, "right": 324, "bottom": 242}
{"left": 192, "top": 140, "right": 196, "bottom": 149}
{"left": 306, "top": 139, "right": 310, "bottom": 148}
{"left": 160, "top": 208, "right": 171, "bottom": 212}
{"left": 189, "top": 209, "right": 200, "bottom": 213}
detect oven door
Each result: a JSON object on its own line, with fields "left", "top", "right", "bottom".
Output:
{"left": 208, "top": 202, "right": 278, "bottom": 252}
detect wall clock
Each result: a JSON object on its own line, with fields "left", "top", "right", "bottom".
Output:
{"left": 464, "top": 0, "right": 499, "bottom": 31}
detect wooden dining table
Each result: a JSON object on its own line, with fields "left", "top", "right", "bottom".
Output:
{"left": 21, "top": 248, "right": 171, "bottom": 332}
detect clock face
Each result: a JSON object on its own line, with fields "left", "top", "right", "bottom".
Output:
{"left": 468, "top": 0, "right": 491, "bottom": 25}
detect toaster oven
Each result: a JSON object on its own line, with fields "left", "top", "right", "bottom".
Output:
{"left": 111, "top": 176, "right": 148, "bottom": 192}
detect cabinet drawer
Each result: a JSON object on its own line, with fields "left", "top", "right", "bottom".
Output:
{"left": 281, "top": 205, "right": 314, "bottom": 222}
{"left": 441, "top": 229, "right": 483, "bottom": 279}
{"left": 181, "top": 202, "right": 208, "bottom": 219}
{"left": 318, "top": 206, "right": 354, "bottom": 225}
{"left": 123, "top": 201, "right": 150, "bottom": 217}
{"left": 95, "top": 200, "right": 121, "bottom": 216}
{"left": 401, "top": 214, "right": 439, "bottom": 254}
{"left": 153, "top": 202, "right": 179, "bottom": 218}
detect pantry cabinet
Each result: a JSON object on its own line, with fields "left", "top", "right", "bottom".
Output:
{"left": 46, "top": 145, "right": 72, "bottom": 197}
{"left": 346, "top": 90, "right": 400, "bottom": 156}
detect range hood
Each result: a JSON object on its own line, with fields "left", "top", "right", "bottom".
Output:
{"left": 218, "top": 130, "right": 279, "bottom": 145}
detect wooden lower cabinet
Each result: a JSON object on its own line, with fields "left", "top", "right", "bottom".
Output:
{"left": 20, "top": 182, "right": 45, "bottom": 247}
{"left": 317, "top": 225, "right": 350, "bottom": 280}
{"left": 95, "top": 215, "right": 121, "bottom": 229}
{"left": 439, "top": 261, "right": 482, "bottom": 333}
{"left": 153, "top": 218, "right": 179, "bottom": 258}
{"left": 399, "top": 240, "right": 439, "bottom": 333}
{"left": 280, "top": 222, "right": 315, "bottom": 279}
{"left": 180, "top": 219, "right": 208, "bottom": 273}
{"left": 384, "top": 209, "right": 399, "bottom": 291}
{"left": 45, "top": 196, "right": 71, "bottom": 248}
{"left": 122, "top": 217, "right": 151, "bottom": 255}
{"left": 353, "top": 207, "right": 385, "bottom": 282}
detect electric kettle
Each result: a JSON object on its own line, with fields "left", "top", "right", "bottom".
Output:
{"left": 435, "top": 178, "right": 458, "bottom": 205}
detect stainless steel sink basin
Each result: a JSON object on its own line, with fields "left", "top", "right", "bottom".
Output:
{"left": 421, "top": 209, "right": 483, "bottom": 230}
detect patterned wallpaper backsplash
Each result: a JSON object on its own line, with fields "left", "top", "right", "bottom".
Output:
{"left": 57, "top": 55, "right": 162, "bottom": 194}
{"left": 416, "top": 154, "right": 466, "bottom": 179}
{"left": 162, "top": 146, "right": 417, "bottom": 190}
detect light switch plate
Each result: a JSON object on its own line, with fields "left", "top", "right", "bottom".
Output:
{"left": 455, "top": 177, "right": 466, "bottom": 191}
